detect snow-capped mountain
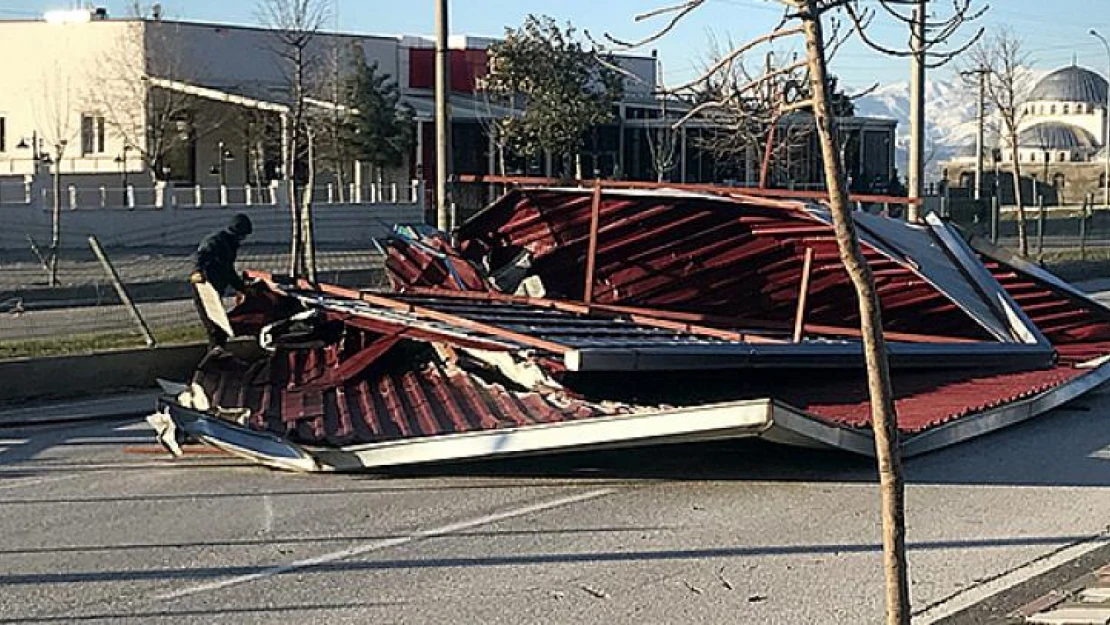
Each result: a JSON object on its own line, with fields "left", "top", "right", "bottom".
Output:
{"left": 852, "top": 77, "right": 979, "bottom": 178}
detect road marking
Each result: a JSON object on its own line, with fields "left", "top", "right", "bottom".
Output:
{"left": 915, "top": 533, "right": 1110, "bottom": 624}
{"left": 156, "top": 487, "right": 617, "bottom": 601}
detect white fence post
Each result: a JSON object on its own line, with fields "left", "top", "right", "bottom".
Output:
{"left": 245, "top": 185, "right": 253, "bottom": 206}
{"left": 350, "top": 182, "right": 359, "bottom": 204}
{"left": 391, "top": 183, "right": 398, "bottom": 203}
{"left": 219, "top": 184, "right": 228, "bottom": 206}
{"left": 194, "top": 185, "right": 203, "bottom": 207}
{"left": 68, "top": 185, "right": 78, "bottom": 210}
{"left": 155, "top": 181, "right": 170, "bottom": 209}
{"left": 127, "top": 185, "right": 136, "bottom": 209}
{"left": 269, "top": 181, "right": 280, "bottom": 206}
{"left": 410, "top": 180, "right": 420, "bottom": 204}
{"left": 99, "top": 186, "right": 107, "bottom": 208}
{"left": 327, "top": 183, "right": 334, "bottom": 204}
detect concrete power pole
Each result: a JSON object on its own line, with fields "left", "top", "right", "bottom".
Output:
{"left": 434, "top": 0, "right": 453, "bottom": 231}
{"left": 907, "top": 2, "right": 926, "bottom": 221}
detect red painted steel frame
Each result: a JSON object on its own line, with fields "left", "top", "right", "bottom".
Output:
{"left": 396, "top": 286, "right": 783, "bottom": 343}
{"left": 454, "top": 174, "right": 922, "bottom": 206}
{"left": 793, "top": 247, "right": 815, "bottom": 343}
{"left": 584, "top": 182, "right": 602, "bottom": 306}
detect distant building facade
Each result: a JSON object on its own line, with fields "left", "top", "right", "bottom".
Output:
{"left": 0, "top": 9, "right": 898, "bottom": 209}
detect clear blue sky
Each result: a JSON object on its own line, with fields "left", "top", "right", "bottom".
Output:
{"left": 4, "top": 0, "right": 1110, "bottom": 88}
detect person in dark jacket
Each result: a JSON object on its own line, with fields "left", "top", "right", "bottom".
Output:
{"left": 190, "top": 213, "right": 254, "bottom": 348}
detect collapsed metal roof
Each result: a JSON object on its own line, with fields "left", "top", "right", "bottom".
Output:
{"left": 149, "top": 186, "right": 1110, "bottom": 471}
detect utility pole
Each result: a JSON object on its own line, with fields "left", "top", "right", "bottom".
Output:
{"left": 961, "top": 67, "right": 988, "bottom": 201}
{"left": 434, "top": 0, "right": 452, "bottom": 231}
{"left": 1091, "top": 29, "right": 1110, "bottom": 207}
{"left": 907, "top": 2, "right": 926, "bottom": 221}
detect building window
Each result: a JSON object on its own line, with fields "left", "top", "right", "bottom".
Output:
{"left": 1050, "top": 105, "right": 1057, "bottom": 115}
{"left": 1058, "top": 152, "right": 1067, "bottom": 162}
{"left": 0, "top": 116, "right": 5, "bottom": 152}
{"left": 1078, "top": 104, "right": 1085, "bottom": 113}
{"left": 80, "top": 114, "right": 105, "bottom": 155}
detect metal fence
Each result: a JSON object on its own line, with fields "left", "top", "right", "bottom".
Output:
{"left": 0, "top": 193, "right": 404, "bottom": 355}
{"left": 0, "top": 242, "right": 389, "bottom": 351}
{"left": 932, "top": 196, "right": 1110, "bottom": 260}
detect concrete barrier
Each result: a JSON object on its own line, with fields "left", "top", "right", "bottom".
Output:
{"left": 0, "top": 343, "right": 208, "bottom": 403}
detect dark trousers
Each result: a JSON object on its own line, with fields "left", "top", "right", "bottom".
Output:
{"left": 190, "top": 282, "right": 229, "bottom": 349}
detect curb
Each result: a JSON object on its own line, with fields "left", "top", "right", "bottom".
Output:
{"left": 0, "top": 391, "right": 161, "bottom": 428}
{"left": 0, "top": 343, "right": 206, "bottom": 404}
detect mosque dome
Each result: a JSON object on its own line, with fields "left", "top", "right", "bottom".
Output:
{"left": 1028, "top": 65, "right": 1108, "bottom": 104}
{"left": 1018, "top": 122, "right": 1097, "bottom": 149}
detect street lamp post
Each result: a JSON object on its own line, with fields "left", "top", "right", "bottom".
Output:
{"left": 209, "top": 141, "right": 234, "bottom": 187}
{"left": 114, "top": 145, "right": 131, "bottom": 205}
{"left": 15, "top": 131, "right": 41, "bottom": 164}
{"left": 1090, "top": 29, "right": 1110, "bottom": 207}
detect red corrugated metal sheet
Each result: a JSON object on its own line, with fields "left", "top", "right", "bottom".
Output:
{"left": 195, "top": 339, "right": 629, "bottom": 448}
{"left": 772, "top": 257, "right": 1110, "bottom": 433}
{"left": 457, "top": 189, "right": 995, "bottom": 340}
{"left": 779, "top": 365, "right": 1086, "bottom": 433}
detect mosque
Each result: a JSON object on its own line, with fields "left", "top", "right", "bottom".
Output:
{"left": 945, "top": 63, "right": 1110, "bottom": 205}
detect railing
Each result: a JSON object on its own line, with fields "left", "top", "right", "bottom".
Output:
{"left": 22, "top": 180, "right": 424, "bottom": 210}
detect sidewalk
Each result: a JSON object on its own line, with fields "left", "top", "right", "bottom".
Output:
{"left": 0, "top": 390, "right": 160, "bottom": 427}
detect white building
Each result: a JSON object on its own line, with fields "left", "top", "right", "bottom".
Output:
{"left": 1012, "top": 64, "right": 1108, "bottom": 166}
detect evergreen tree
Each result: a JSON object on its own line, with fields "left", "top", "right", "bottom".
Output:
{"left": 343, "top": 47, "right": 414, "bottom": 180}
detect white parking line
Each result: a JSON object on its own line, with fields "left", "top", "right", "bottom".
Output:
{"left": 915, "top": 533, "right": 1110, "bottom": 623}
{"left": 156, "top": 487, "right": 618, "bottom": 601}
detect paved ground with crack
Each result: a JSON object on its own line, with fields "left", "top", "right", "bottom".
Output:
{"left": 2, "top": 391, "right": 1110, "bottom": 624}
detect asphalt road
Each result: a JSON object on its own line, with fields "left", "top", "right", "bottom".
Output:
{"left": 2, "top": 391, "right": 1110, "bottom": 624}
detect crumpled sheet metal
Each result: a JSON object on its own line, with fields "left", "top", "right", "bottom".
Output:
{"left": 150, "top": 186, "right": 1110, "bottom": 469}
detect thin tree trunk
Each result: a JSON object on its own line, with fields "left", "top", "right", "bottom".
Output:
{"left": 303, "top": 129, "right": 317, "bottom": 282}
{"left": 49, "top": 159, "right": 62, "bottom": 287}
{"left": 288, "top": 46, "right": 307, "bottom": 278}
{"left": 1009, "top": 130, "right": 1028, "bottom": 256}
{"left": 800, "top": 4, "right": 910, "bottom": 624}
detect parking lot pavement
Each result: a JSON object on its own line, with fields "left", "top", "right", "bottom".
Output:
{"left": 2, "top": 395, "right": 1110, "bottom": 624}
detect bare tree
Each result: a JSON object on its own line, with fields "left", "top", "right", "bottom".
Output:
{"left": 691, "top": 36, "right": 815, "bottom": 186}
{"left": 85, "top": 9, "right": 227, "bottom": 184}
{"left": 844, "top": 0, "right": 985, "bottom": 220}
{"left": 962, "top": 28, "right": 1033, "bottom": 256}
{"left": 257, "top": 0, "right": 330, "bottom": 280}
{"left": 620, "top": 2, "right": 981, "bottom": 623}
{"left": 34, "top": 62, "right": 79, "bottom": 286}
